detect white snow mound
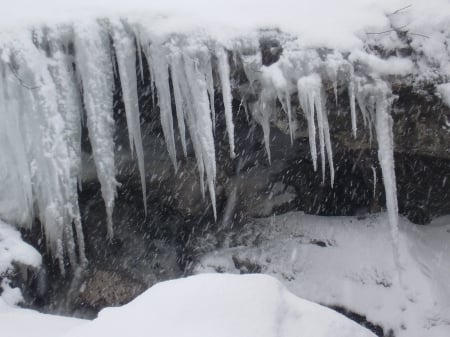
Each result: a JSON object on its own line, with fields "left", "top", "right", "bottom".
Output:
{"left": 0, "top": 220, "right": 41, "bottom": 275}
{"left": 64, "top": 273, "right": 376, "bottom": 337}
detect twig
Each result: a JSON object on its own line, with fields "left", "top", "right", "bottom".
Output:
{"left": 389, "top": 4, "right": 412, "bottom": 16}
{"left": 7, "top": 64, "right": 40, "bottom": 90}
{"left": 408, "top": 33, "right": 430, "bottom": 39}
{"left": 366, "top": 25, "right": 409, "bottom": 35}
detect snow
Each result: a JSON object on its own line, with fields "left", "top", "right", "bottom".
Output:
{"left": 348, "top": 51, "right": 414, "bottom": 76}
{"left": 0, "top": 298, "right": 86, "bottom": 337}
{"left": 63, "top": 273, "right": 375, "bottom": 337}
{"left": 0, "top": 0, "right": 446, "bottom": 50}
{"left": 0, "top": 220, "right": 41, "bottom": 307}
{"left": 0, "top": 220, "right": 41, "bottom": 276}
{"left": 436, "top": 83, "right": 450, "bottom": 108}
{"left": 195, "top": 213, "right": 450, "bottom": 337}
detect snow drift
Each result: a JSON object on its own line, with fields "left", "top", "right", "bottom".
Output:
{"left": 63, "top": 273, "right": 376, "bottom": 337}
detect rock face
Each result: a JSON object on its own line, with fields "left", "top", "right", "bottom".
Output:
{"left": 17, "top": 33, "right": 449, "bottom": 315}
{"left": 78, "top": 270, "right": 146, "bottom": 310}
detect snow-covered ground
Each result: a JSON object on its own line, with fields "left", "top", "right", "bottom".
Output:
{"left": 0, "top": 299, "right": 86, "bottom": 337}
{"left": 1, "top": 209, "right": 450, "bottom": 337}
{"left": 195, "top": 213, "right": 450, "bottom": 337}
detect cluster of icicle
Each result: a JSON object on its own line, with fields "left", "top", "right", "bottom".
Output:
{"left": 0, "top": 20, "right": 399, "bottom": 271}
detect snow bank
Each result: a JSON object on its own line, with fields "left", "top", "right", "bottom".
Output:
{"left": 196, "top": 213, "right": 450, "bottom": 337}
{"left": 63, "top": 273, "right": 375, "bottom": 337}
{"left": 0, "top": 298, "right": 86, "bottom": 337}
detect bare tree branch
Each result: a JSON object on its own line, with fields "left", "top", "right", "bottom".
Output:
{"left": 408, "top": 33, "right": 430, "bottom": 39}
{"left": 366, "top": 25, "right": 409, "bottom": 35}
{"left": 389, "top": 4, "right": 412, "bottom": 16}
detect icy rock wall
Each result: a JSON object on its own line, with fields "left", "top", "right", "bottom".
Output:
{"left": 0, "top": 18, "right": 424, "bottom": 270}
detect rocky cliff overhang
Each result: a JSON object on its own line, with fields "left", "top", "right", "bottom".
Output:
{"left": 0, "top": 1, "right": 449, "bottom": 271}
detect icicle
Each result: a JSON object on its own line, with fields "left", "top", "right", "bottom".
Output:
{"left": 250, "top": 90, "right": 275, "bottom": 164}
{"left": 74, "top": 21, "right": 118, "bottom": 239}
{"left": 46, "top": 30, "right": 87, "bottom": 265}
{"left": 374, "top": 82, "right": 399, "bottom": 244}
{"left": 2, "top": 31, "right": 85, "bottom": 270}
{"left": 355, "top": 79, "right": 373, "bottom": 142}
{"left": 168, "top": 47, "right": 188, "bottom": 157}
{"left": 145, "top": 43, "right": 178, "bottom": 171}
{"left": 204, "top": 55, "right": 215, "bottom": 131}
{"left": 253, "top": 62, "right": 295, "bottom": 164}
{"left": 167, "top": 44, "right": 217, "bottom": 219}
{"left": 169, "top": 48, "right": 205, "bottom": 195}
{"left": 216, "top": 47, "right": 236, "bottom": 158}
{"left": 297, "top": 77, "right": 317, "bottom": 171}
{"left": 314, "top": 88, "right": 327, "bottom": 183}
{"left": 325, "top": 53, "right": 340, "bottom": 105}
{"left": 265, "top": 63, "right": 294, "bottom": 144}
{"left": 297, "top": 74, "right": 334, "bottom": 185}
{"left": 134, "top": 30, "right": 145, "bottom": 83}
{"left": 348, "top": 70, "right": 357, "bottom": 138}
{"left": 112, "top": 21, "right": 147, "bottom": 215}
{"left": 182, "top": 48, "right": 217, "bottom": 219}
{"left": 285, "top": 93, "right": 294, "bottom": 144}
{"left": 323, "top": 106, "right": 335, "bottom": 187}
{"left": 333, "top": 80, "right": 338, "bottom": 105}
{"left": 0, "top": 62, "right": 33, "bottom": 227}
{"left": 371, "top": 165, "right": 377, "bottom": 198}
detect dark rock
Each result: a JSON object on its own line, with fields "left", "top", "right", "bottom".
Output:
{"left": 78, "top": 269, "right": 146, "bottom": 310}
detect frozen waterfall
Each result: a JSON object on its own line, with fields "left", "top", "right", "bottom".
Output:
{"left": 0, "top": 19, "right": 403, "bottom": 270}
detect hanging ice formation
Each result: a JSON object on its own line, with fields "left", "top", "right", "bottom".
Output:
{"left": 216, "top": 47, "right": 236, "bottom": 158}
{"left": 360, "top": 81, "right": 399, "bottom": 245}
{"left": 297, "top": 74, "right": 334, "bottom": 186}
{"left": 0, "top": 19, "right": 401, "bottom": 269}
{"left": 112, "top": 20, "right": 147, "bottom": 215}
{"left": 74, "top": 22, "right": 118, "bottom": 240}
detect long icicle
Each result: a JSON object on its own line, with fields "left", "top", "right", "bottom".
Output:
{"left": 168, "top": 46, "right": 188, "bottom": 157}
{"left": 216, "top": 47, "right": 236, "bottom": 158}
{"left": 48, "top": 30, "right": 87, "bottom": 266}
{"left": 112, "top": 21, "right": 147, "bottom": 215}
{"left": 74, "top": 21, "right": 118, "bottom": 239}
{"left": 183, "top": 48, "right": 217, "bottom": 219}
{"left": 146, "top": 43, "right": 178, "bottom": 171}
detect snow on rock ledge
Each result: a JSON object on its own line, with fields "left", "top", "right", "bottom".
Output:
{"left": 0, "top": 220, "right": 41, "bottom": 306}
{"left": 63, "top": 273, "right": 376, "bottom": 337}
